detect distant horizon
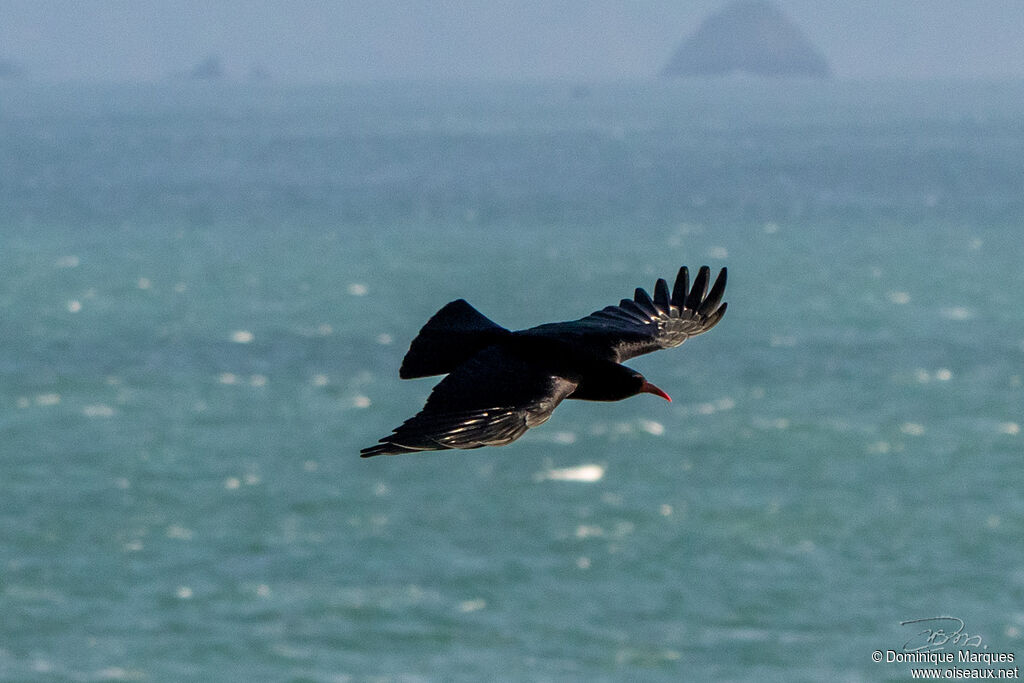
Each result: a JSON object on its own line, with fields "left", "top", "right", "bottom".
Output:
{"left": 5, "top": 72, "right": 1024, "bottom": 86}
{"left": 2, "top": 1, "right": 1024, "bottom": 82}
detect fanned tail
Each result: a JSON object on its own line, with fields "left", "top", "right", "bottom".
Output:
{"left": 398, "top": 299, "right": 511, "bottom": 379}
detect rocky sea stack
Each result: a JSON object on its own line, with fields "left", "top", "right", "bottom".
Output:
{"left": 662, "top": 0, "right": 830, "bottom": 78}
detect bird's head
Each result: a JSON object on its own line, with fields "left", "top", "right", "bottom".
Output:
{"left": 617, "top": 369, "right": 672, "bottom": 402}
{"left": 573, "top": 363, "right": 672, "bottom": 403}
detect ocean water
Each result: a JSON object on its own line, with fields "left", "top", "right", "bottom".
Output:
{"left": 1, "top": 80, "right": 1023, "bottom": 681}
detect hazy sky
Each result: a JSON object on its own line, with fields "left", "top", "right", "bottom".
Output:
{"left": 2, "top": 1, "right": 1023, "bottom": 81}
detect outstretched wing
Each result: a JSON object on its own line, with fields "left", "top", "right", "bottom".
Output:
{"left": 360, "top": 346, "right": 576, "bottom": 457}
{"left": 523, "top": 266, "right": 727, "bottom": 363}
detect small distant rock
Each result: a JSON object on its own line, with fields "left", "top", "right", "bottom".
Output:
{"left": 0, "top": 57, "right": 25, "bottom": 79}
{"left": 662, "top": 1, "right": 830, "bottom": 78}
{"left": 249, "top": 63, "right": 271, "bottom": 82}
{"left": 190, "top": 55, "right": 224, "bottom": 80}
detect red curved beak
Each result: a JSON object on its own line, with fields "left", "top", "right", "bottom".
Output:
{"left": 640, "top": 380, "right": 672, "bottom": 402}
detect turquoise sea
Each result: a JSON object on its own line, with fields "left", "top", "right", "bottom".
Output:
{"left": 2, "top": 80, "right": 1023, "bottom": 681}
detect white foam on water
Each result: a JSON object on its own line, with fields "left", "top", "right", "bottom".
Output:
{"left": 575, "top": 524, "right": 604, "bottom": 539}
{"left": 458, "top": 598, "right": 487, "bottom": 613}
{"left": 637, "top": 419, "right": 664, "bottom": 436}
{"left": 769, "top": 334, "right": 797, "bottom": 347}
{"left": 887, "top": 290, "right": 911, "bottom": 305}
{"left": 82, "top": 404, "right": 116, "bottom": 418}
{"left": 753, "top": 416, "right": 790, "bottom": 430}
{"left": 900, "top": 422, "right": 926, "bottom": 436}
{"left": 941, "top": 306, "right": 973, "bottom": 320}
{"left": 551, "top": 430, "right": 577, "bottom": 445}
{"left": 918, "top": 367, "right": 954, "bottom": 383}
{"left": 537, "top": 463, "right": 605, "bottom": 483}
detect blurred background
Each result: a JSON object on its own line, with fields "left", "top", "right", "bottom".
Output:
{"left": 3, "top": 0, "right": 1024, "bottom": 81}
{"left": 1, "top": 2, "right": 1023, "bottom": 681}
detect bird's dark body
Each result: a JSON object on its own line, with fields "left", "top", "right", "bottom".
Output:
{"left": 360, "top": 265, "right": 727, "bottom": 457}
{"left": 502, "top": 334, "right": 651, "bottom": 402}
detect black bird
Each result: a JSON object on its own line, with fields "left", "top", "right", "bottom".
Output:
{"left": 360, "top": 266, "right": 727, "bottom": 457}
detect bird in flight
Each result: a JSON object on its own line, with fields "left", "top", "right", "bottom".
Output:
{"left": 360, "top": 265, "right": 727, "bottom": 457}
